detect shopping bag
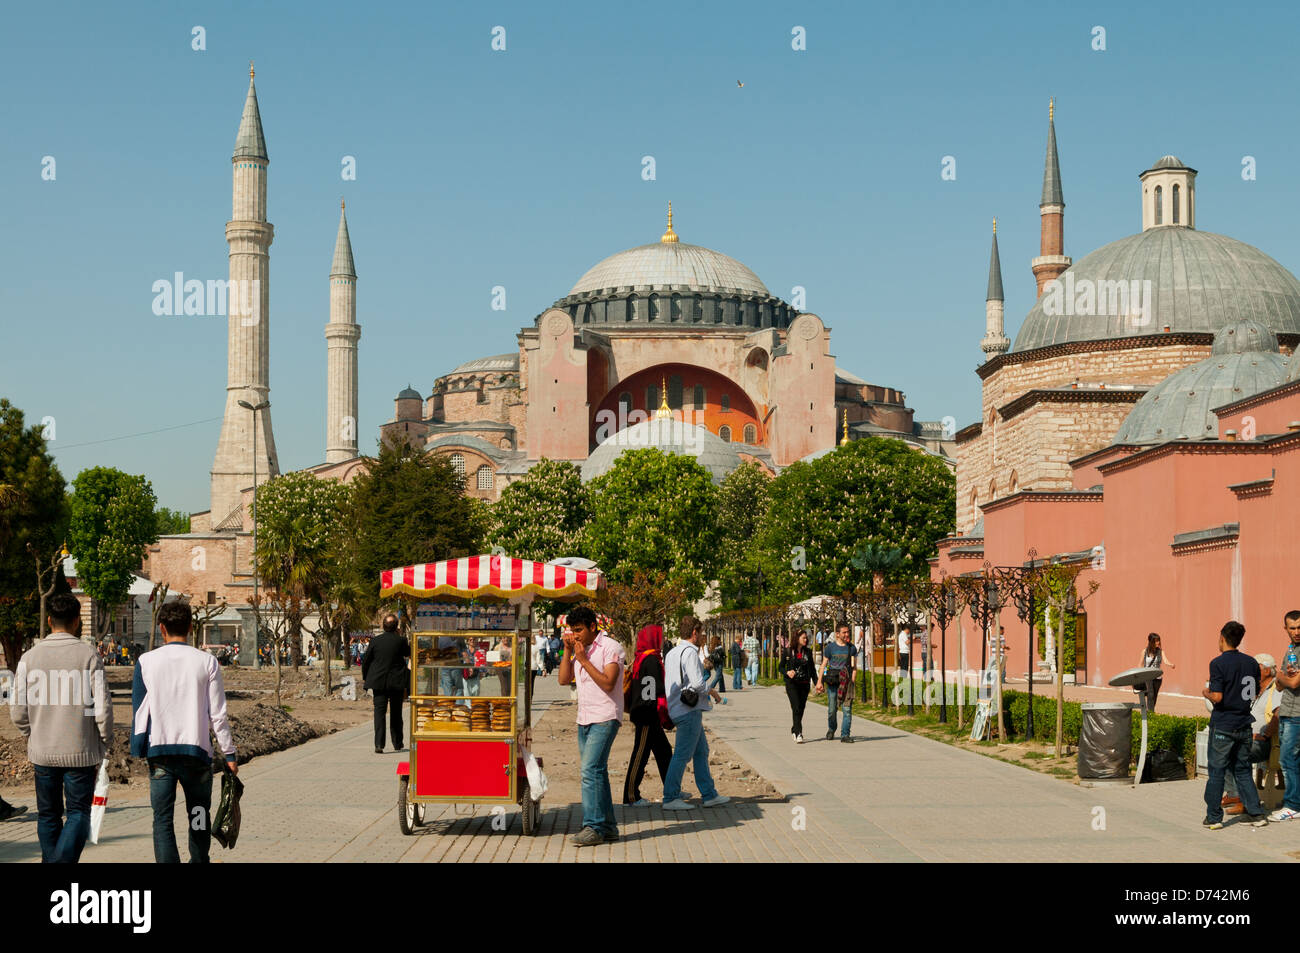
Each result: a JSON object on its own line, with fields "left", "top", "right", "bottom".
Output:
{"left": 211, "top": 758, "right": 244, "bottom": 850}
{"left": 89, "top": 761, "right": 109, "bottom": 844}
{"left": 521, "top": 745, "right": 548, "bottom": 802}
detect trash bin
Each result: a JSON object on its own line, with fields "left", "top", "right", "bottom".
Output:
{"left": 1078, "top": 702, "right": 1135, "bottom": 779}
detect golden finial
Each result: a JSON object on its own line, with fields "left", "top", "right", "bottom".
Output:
{"left": 341, "top": 197, "right": 345, "bottom": 210}
{"left": 992, "top": 217, "right": 997, "bottom": 234}
{"left": 1049, "top": 97, "right": 1054, "bottom": 122}
{"left": 655, "top": 376, "right": 672, "bottom": 419}
{"left": 250, "top": 60, "right": 255, "bottom": 79}
{"left": 839, "top": 408, "right": 850, "bottom": 446}
{"left": 661, "top": 202, "right": 679, "bottom": 244}
{"left": 60, "top": 540, "right": 70, "bottom": 559}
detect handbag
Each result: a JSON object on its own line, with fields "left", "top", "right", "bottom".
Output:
{"left": 678, "top": 648, "right": 700, "bottom": 708}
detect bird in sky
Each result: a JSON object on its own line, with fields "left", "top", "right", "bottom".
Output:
{"left": 737, "top": 80, "right": 744, "bottom": 87}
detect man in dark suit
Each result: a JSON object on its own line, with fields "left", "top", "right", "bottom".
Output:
{"left": 362, "top": 614, "right": 410, "bottom": 754}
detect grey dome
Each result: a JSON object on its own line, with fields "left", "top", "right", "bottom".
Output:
{"left": 581, "top": 418, "right": 741, "bottom": 484}
{"left": 1212, "top": 319, "right": 1277, "bottom": 356}
{"left": 568, "top": 242, "right": 769, "bottom": 297}
{"left": 1013, "top": 228, "right": 1300, "bottom": 351}
{"left": 397, "top": 386, "right": 422, "bottom": 400}
{"left": 449, "top": 353, "right": 519, "bottom": 375}
{"left": 1149, "top": 155, "right": 1190, "bottom": 171}
{"left": 1113, "top": 326, "right": 1289, "bottom": 444}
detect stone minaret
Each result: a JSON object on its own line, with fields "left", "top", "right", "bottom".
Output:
{"left": 325, "top": 200, "right": 360, "bottom": 462}
{"left": 981, "top": 218, "right": 1010, "bottom": 358}
{"left": 1030, "top": 98, "right": 1071, "bottom": 297}
{"left": 210, "top": 63, "right": 279, "bottom": 525}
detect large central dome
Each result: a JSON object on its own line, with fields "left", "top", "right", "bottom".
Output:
{"left": 1013, "top": 227, "right": 1300, "bottom": 352}
{"left": 568, "top": 241, "right": 770, "bottom": 297}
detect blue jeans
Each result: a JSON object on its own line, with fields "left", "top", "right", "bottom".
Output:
{"left": 32, "top": 764, "right": 96, "bottom": 863}
{"left": 149, "top": 755, "right": 213, "bottom": 863}
{"left": 576, "top": 720, "right": 620, "bottom": 835}
{"left": 1280, "top": 716, "right": 1300, "bottom": 812}
{"left": 1204, "top": 728, "right": 1263, "bottom": 822}
{"left": 732, "top": 662, "right": 743, "bottom": 690}
{"left": 827, "top": 682, "right": 852, "bottom": 738}
{"left": 746, "top": 660, "right": 759, "bottom": 684}
{"left": 663, "top": 709, "right": 719, "bottom": 802}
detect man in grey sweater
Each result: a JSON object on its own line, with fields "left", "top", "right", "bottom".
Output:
{"left": 11, "top": 593, "right": 113, "bottom": 862}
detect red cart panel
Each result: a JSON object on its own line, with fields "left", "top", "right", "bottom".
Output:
{"left": 414, "top": 739, "right": 513, "bottom": 798}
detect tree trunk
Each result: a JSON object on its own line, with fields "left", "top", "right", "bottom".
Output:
{"left": 1055, "top": 604, "right": 1065, "bottom": 758}
{"left": 995, "top": 628, "right": 1006, "bottom": 741}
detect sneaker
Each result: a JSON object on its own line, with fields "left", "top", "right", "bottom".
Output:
{"left": 841, "top": 736, "right": 853, "bottom": 744}
{"left": 0, "top": 804, "right": 27, "bottom": 822}
{"left": 826, "top": 730, "right": 835, "bottom": 741}
{"left": 796, "top": 734, "right": 804, "bottom": 744}
{"left": 702, "top": 794, "right": 731, "bottom": 808}
{"left": 603, "top": 830, "right": 620, "bottom": 842}
{"left": 571, "top": 827, "right": 604, "bottom": 847}
{"left": 1247, "top": 814, "right": 1270, "bottom": 828}
{"left": 629, "top": 798, "right": 652, "bottom": 807}
{"left": 661, "top": 799, "right": 697, "bottom": 811}
{"left": 375, "top": 747, "right": 384, "bottom": 754}
{"left": 1202, "top": 817, "right": 1224, "bottom": 830}
{"left": 1269, "top": 807, "right": 1300, "bottom": 822}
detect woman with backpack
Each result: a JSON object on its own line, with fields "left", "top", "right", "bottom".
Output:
{"left": 622, "top": 625, "right": 673, "bottom": 806}
{"left": 705, "top": 635, "right": 727, "bottom": 694}
{"left": 781, "top": 629, "right": 817, "bottom": 743}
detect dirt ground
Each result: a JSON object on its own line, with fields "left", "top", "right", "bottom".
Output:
{"left": 529, "top": 695, "right": 780, "bottom": 804}
{"left": 0, "top": 662, "right": 372, "bottom": 799}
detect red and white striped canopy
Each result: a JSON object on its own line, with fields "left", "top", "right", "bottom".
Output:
{"left": 380, "top": 556, "right": 604, "bottom": 600}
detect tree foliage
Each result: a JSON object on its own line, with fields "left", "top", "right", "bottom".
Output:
{"left": 154, "top": 507, "right": 191, "bottom": 535}
{"left": 486, "top": 458, "right": 589, "bottom": 562}
{"left": 68, "top": 466, "right": 158, "bottom": 637}
{"left": 753, "top": 438, "right": 955, "bottom": 603}
{"left": 582, "top": 449, "right": 719, "bottom": 602}
{"left": 0, "top": 400, "right": 68, "bottom": 664}
{"left": 593, "top": 569, "right": 689, "bottom": 647}
{"left": 714, "top": 461, "right": 772, "bottom": 609}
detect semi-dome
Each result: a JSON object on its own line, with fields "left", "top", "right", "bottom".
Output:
{"left": 448, "top": 353, "right": 519, "bottom": 375}
{"left": 1113, "top": 323, "right": 1290, "bottom": 444}
{"left": 1013, "top": 228, "right": 1300, "bottom": 352}
{"left": 568, "top": 242, "right": 770, "bottom": 298}
{"left": 581, "top": 418, "right": 742, "bottom": 484}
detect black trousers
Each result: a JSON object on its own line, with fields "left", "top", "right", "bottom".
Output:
{"left": 623, "top": 713, "right": 673, "bottom": 803}
{"left": 373, "top": 690, "right": 404, "bottom": 750}
{"left": 786, "top": 680, "right": 810, "bottom": 735}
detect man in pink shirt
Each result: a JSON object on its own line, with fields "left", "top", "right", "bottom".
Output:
{"left": 557, "top": 605, "right": 624, "bottom": 847}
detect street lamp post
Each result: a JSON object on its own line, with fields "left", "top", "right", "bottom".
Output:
{"left": 904, "top": 596, "right": 919, "bottom": 715}
{"left": 932, "top": 583, "right": 957, "bottom": 724}
{"left": 237, "top": 398, "right": 269, "bottom": 669}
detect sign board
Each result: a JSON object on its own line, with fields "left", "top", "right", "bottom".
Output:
{"left": 971, "top": 700, "right": 991, "bottom": 741}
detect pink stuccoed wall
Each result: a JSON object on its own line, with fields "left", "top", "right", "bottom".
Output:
{"left": 525, "top": 310, "right": 591, "bottom": 461}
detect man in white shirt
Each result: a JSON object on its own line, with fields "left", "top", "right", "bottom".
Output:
{"left": 742, "top": 631, "right": 759, "bottom": 685}
{"left": 662, "top": 615, "right": 728, "bottom": 810}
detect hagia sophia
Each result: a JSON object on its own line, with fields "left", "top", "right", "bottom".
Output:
{"left": 935, "top": 102, "right": 1300, "bottom": 698}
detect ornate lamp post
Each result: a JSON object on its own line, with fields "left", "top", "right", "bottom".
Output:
{"left": 237, "top": 398, "right": 269, "bottom": 668}
{"left": 903, "top": 594, "right": 920, "bottom": 715}
{"left": 929, "top": 581, "right": 958, "bottom": 724}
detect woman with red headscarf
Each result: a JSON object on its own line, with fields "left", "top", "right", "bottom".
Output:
{"left": 622, "top": 625, "right": 674, "bottom": 805}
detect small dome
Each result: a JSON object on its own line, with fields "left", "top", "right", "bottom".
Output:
{"left": 581, "top": 418, "right": 742, "bottom": 484}
{"left": 1211, "top": 319, "right": 1278, "bottom": 356}
{"left": 1114, "top": 349, "right": 1289, "bottom": 444}
{"left": 397, "top": 386, "right": 422, "bottom": 400}
{"left": 1150, "top": 155, "right": 1189, "bottom": 170}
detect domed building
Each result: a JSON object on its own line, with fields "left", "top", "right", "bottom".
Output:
{"left": 383, "top": 205, "right": 951, "bottom": 498}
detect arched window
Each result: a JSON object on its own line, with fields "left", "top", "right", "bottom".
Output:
{"left": 449, "top": 453, "right": 465, "bottom": 481}
{"left": 719, "top": 425, "right": 732, "bottom": 442}
{"left": 743, "top": 424, "right": 757, "bottom": 444}
{"left": 988, "top": 479, "right": 997, "bottom": 500}
{"left": 1172, "top": 184, "right": 1180, "bottom": 224}
{"left": 618, "top": 392, "right": 632, "bottom": 416}
{"left": 720, "top": 394, "right": 731, "bottom": 413}
{"left": 646, "top": 384, "right": 659, "bottom": 410}
{"left": 693, "top": 384, "right": 705, "bottom": 408}
{"left": 649, "top": 294, "right": 660, "bottom": 322}
{"left": 626, "top": 295, "right": 638, "bottom": 321}
{"left": 1009, "top": 471, "right": 1019, "bottom": 494}
{"left": 476, "top": 465, "right": 493, "bottom": 490}
{"left": 1154, "top": 185, "right": 1163, "bottom": 225}
{"left": 668, "top": 375, "right": 683, "bottom": 409}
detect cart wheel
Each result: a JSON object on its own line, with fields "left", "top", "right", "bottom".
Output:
{"left": 519, "top": 779, "right": 541, "bottom": 836}
{"left": 398, "top": 776, "right": 424, "bottom": 835}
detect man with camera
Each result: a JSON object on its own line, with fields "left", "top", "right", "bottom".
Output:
{"left": 661, "top": 615, "right": 729, "bottom": 811}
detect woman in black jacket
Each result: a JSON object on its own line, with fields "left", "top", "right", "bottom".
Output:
{"left": 781, "top": 629, "right": 817, "bottom": 743}
{"left": 623, "top": 625, "right": 674, "bottom": 805}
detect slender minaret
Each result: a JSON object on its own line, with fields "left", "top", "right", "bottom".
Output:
{"left": 1030, "top": 98, "right": 1071, "bottom": 297}
{"left": 981, "top": 218, "right": 1010, "bottom": 358}
{"left": 211, "top": 62, "right": 279, "bottom": 525}
{"left": 325, "top": 199, "right": 360, "bottom": 463}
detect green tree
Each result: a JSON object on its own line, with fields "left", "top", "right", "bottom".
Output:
{"left": 154, "top": 507, "right": 191, "bottom": 535}
{"left": 0, "top": 401, "right": 68, "bottom": 666}
{"left": 486, "top": 458, "right": 589, "bottom": 561}
{"left": 583, "top": 449, "right": 719, "bottom": 602}
{"left": 68, "top": 466, "right": 158, "bottom": 641}
{"left": 252, "top": 471, "right": 350, "bottom": 672}
{"left": 714, "top": 461, "right": 772, "bottom": 609}
{"left": 345, "top": 441, "right": 483, "bottom": 618}
{"left": 754, "top": 438, "right": 955, "bottom": 603}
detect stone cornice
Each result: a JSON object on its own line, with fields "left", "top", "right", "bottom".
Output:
{"left": 976, "top": 332, "right": 1214, "bottom": 381}
{"left": 1212, "top": 377, "right": 1300, "bottom": 418}
{"left": 954, "top": 421, "right": 982, "bottom": 444}
{"left": 997, "top": 387, "right": 1146, "bottom": 422}
{"left": 1069, "top": 443, "right": 1140, "bottom": 470}
{"left": 980, "top": 489, "right": 1104, "bottom": 514}
{"left": 1097, "top": 433, "right": 1297, "bottom": 476}
{"left": 1171, "top": 524, "right": 1239, "bottom": 556}
{"left": 1228, "top": 477, "right": 1274, "bottom": 498}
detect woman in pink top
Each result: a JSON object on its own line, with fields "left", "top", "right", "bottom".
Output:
{"left": 557, "top": 605, "right": 624, "bottom": 847}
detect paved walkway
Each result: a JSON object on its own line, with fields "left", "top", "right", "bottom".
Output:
{"left": 2, "top": 680, "right": 1296, "bottom": 862}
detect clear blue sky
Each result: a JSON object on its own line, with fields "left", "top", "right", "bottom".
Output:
{"left": 6, "top": 0, "right": 1300, "bottom": 512}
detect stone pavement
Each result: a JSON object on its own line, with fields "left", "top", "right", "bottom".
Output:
{"left": 2, "top": 678, "right": 1297, "bottom": 863}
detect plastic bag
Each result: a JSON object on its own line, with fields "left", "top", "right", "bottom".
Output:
{"left": 212, "top": 761, "right": 244, "bottom": 849}
{"left": 88, "top": 761, "right": 109, "bottom": 845}
{"left": 521, "top": 745, "right": 547, "bottom": 802}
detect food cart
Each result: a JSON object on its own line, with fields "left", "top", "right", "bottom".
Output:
{"left": 380, "top": 555, "right": 605, "bottom": 835}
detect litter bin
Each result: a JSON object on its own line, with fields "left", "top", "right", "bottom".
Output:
{"left": 1078, "top": 702, "right": 1134, "bottom": 779}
